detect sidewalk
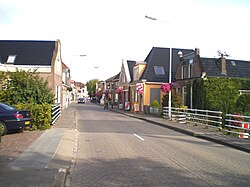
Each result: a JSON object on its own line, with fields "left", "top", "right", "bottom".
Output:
{"left": 109, "top": 106, "right": 250, "bottom": 154}
{"left": 0, "top": 105, "right": 77, "bottom": 187}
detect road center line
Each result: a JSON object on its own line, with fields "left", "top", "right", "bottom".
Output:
{"left": 133, "top": 133, "right": 145, "bottom": 141}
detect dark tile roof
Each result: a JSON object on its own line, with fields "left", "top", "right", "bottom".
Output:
{"left": 201, "top": 57, "right": 250, "bottom": 78}
{"left": 127, "top": 60, "right": 136, "bottom": 82}
{"left": 0, "top": 40, "right": 56, "bottom": 66}
{"left": 106, "top": 72, "right": 120, "bottom": 82}
{"left": 141, "top": 47, "right": 194, "bottom": 82}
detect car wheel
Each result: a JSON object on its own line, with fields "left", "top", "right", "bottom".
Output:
{"left": 0, "top": 121, "right": 7, "bottom": 135}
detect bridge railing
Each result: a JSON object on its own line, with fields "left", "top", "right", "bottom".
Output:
{"left": 51, "top": 104, "right": 61, "bottom": 125}
{"left": 225, "top": 114, "right": 250, "bottom": 138}
{"left": 163, "top": 107, "right": 222, "bottom": 129}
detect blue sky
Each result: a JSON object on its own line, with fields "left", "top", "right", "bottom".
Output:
{"left": 1, "top": 0, "right": 250, "bottom": 83}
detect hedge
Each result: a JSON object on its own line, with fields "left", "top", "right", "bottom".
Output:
{"left": 15, "top": 103, "right": 52, "bottom": 130}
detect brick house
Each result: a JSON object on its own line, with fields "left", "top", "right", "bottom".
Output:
{"left": 0, "top": 40, "right": 65, "bottom": 106}
{"left": 175, "top": 48, "right": 250, "bottom": 108}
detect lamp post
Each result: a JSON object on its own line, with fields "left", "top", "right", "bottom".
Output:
{"left": 145, "top": 15, "right": 172, "bottom": 119}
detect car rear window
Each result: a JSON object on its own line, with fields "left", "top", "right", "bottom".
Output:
{"left": 0, "top": 103, "right": 15, "bottom": 111}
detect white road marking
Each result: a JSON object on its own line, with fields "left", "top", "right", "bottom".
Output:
{"left": 133, "top": 133, "right": 145, "bottom": 141}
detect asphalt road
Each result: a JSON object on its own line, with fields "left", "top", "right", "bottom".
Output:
{"left": 71, "top": 103, "right": 250, "bottom": 187}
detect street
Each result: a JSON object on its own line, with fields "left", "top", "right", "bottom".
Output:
{"left": 71, "top": 103, "right": 250, "bottom": 187}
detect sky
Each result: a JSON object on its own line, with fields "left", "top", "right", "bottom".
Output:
{"left": 1, "top": 0, "right": 250, "bottom": 83}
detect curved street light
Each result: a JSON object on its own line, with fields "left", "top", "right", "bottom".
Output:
{"left": 145, "top": 15, "right": 172, "bottom": 119}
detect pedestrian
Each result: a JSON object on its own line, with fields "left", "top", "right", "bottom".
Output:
{"left": 104, "top": 99, "right": 108, "bottom": 109}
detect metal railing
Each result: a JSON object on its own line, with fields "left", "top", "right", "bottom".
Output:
{"left": 225, "top": 114, "right": 250, "bottom": 138}
{"left": 163, "top": 107, "right": 222, "bottom": 128}
{"left": 51, "top": 104, "right": 61, "bottom": 125}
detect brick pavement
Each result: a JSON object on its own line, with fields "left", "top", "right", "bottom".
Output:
{"left": 0, "top": 130, "right": 44, "bottom": 167}
{"left": 110, "top": 106, "right": 250, "bottom": 154}
{"left": 0, "top": 104, "right": 77, "bottom": 187}
{"left": 0, "top": 103, "right": 76, "bottom": 168}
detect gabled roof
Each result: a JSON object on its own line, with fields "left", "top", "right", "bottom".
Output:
{"left": 140, "top": 47, "right": 194, "bottom": 82}
{"left": 127, "top": 60, "right": 136, "bottom": 82}
{"left": 0, "top": 40, "right": 56, "bottom": 66}
{"left": 201, "top": 57, "right": 250, "bottom": 78}
{"left": 62, "top": 62, "right": 69, "bottom": 69}
{"left": 106, "top": 72, "right": 120, "bottom": 82}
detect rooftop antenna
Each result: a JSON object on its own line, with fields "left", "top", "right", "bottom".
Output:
{"left": 217, "top": 50, "right": 230, "bottom": 58}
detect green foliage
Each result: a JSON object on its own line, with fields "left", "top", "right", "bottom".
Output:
{"left": 15, "top": 103, "right": 52, "bottom": 130}
{"left": 86, "top": 79, "right": 99, "bottom": 97}
{"left": 0, "top": 70, "right": 54, "bottom": 131}
{"left": 0, "top": 69, "right": 53, "bottom": 105}
{"left": 151, "top": 100, "right": 160, "bottom": 108}
{"left": 193, "top": 79, "right": 205, "bottom": 109}
{"left": 203, "top": 77, "right": 240, "bottom": 114}
{"left": 239, "top": 78, "right": 250, "bottom": 90}
{"left": 186, "top": 82, "right": 192, "bottom": 108}
{"left": 162, "top": 92, "right": 182, "bottom": 108}
{"left": 235, "top": 94, "right": 250, "bottom": 114}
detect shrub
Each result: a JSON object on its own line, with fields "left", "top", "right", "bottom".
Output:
{"left": 235, "top": 94, "right": 250, "bottom": 114}
{"left": 162, "top": 92, "right": 182, "bottom": 108}
{"left": 151, "top": 100, "right": 160, "bottom": 108}
{"left": 15, "top": 103, "right": 52, "bottom": 130}
{"left": 0, "top": 69, "right": 53, "bottom": 105}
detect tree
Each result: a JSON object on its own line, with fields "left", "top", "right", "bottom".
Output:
{"left": 204, "top": 77, "right": 241, "bottom": 124}
{"left": 0, "top": 69, "right": 53, "bottom": 105}
{"left": 86, "top": 79, "right": 99, "bottom": 97}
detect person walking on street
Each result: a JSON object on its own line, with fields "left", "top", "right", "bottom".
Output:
{"left": 104, "top": 99, "right": 108, "bottom": 109}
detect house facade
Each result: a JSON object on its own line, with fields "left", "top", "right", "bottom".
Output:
{"left": 0, "top": 40, "right": 66, "bottom": 106}
{"left": 175, "top": 48, "right": 250, "bottom": 108}
{"left": 105, "top": 73, "right": 120, "bottom": 106}
{"left": 62, "top": 62, "right": 71, "bottom": 109}
{"left": 128, "top": 47, "right": 194, "bottom": 113}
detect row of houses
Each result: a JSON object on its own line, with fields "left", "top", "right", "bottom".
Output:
{"left": 97, "top": 47, "right": 250, "bottom": 113}
{"left": 1, "top": 40, "right": 250, "bottom": 114}
{"left": 0, "top": 40, "right": 88, "bottom": 109}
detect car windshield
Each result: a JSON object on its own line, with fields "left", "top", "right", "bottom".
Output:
{"left": 0, "top": 103, "right": 15, "bottom": 111}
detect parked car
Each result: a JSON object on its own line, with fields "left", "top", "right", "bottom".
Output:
{"left": 78, "top": 97, "right": 85, "bottom": 103}
{"left": 0, "top": 102, "right": 33, "bottom": 135}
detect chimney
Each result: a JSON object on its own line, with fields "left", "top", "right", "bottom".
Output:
{"left": 195, "top": 48, "right": 200, "bottom": 56}
{"left": 221, "top": 57, "right": 227, "bottom": 76}
{"left": 178, "top": 51, "right": 183, "bottom": 58}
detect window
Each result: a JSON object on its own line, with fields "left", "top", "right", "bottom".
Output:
{"left": 188, "top": 59, "right": 193, "bottom": 78}
{"left": 7, "top": 55, "right": 16, "bottom": 64}
{"left": 134, "top": 66, "right": 139, "bottom": 80}
{"left": 181, "top": 65, "right": 186, "bottom": 79}
{"left": 154, "top": 66, "right": 165, "bottom": 75}
{"left": 188, "top": 64, "right": 193, "bottom": 78}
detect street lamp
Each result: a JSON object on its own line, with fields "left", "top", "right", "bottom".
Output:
{"left": 145, "top": 15, "right": 172, "bottom": 119}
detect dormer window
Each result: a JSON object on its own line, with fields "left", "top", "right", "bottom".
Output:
{"left": 134, "top": 66, "right": 139, "bottom": 80}
{"left": 7, "top": 55, "right": 16, "bottom": 64}
{"left": 154, "top": 66, "right": 165, "bottom": 75}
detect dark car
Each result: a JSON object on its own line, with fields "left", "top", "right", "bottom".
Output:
{"left": 0, "top": 102, "right": 33, "bottom": 135}
{"left": 78, "top": 98, "right": 85, "bottom": 103}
